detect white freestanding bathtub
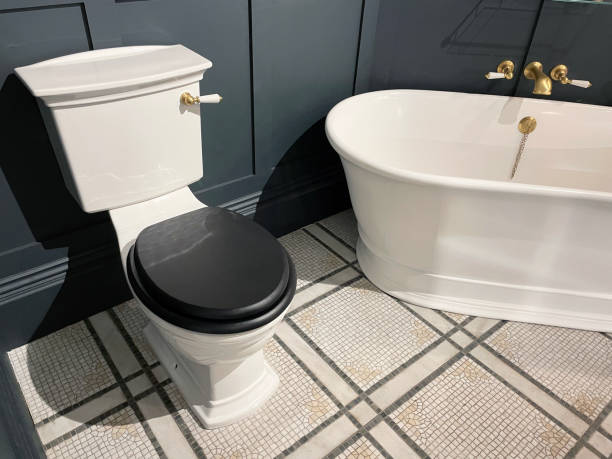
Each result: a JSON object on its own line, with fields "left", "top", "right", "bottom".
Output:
{"left": 326, "top": 90, "right": 612, "bottom": 332}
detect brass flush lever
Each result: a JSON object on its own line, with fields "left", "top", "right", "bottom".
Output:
{"left": 485, "top": 60, "right": 515, "bottom": 80}
{"left": 181, "top": 92, "right": 222, "bottom": 105}
{"left": 523, "top": 62, "right": 552, "bottom": 95}
{"left": 550, "top": 65, "right": 592, "bottom": 88}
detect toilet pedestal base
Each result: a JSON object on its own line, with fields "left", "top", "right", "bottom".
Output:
{"left": 144, "top": 323, "right": 279, "bottom": 429}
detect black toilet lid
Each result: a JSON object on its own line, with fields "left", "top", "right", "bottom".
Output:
{"left": 132, "top": 207, "right": 291, "bottom": 321}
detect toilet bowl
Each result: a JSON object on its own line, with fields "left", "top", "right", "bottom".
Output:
{"left": 122, "top": 203, "right": 296, "bottom": 428}
{"left": 15, "top": 45, "right": 297, "bottom": 428}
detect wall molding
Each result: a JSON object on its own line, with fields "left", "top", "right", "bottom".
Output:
{"left": 0, "top": 168, "right": 349, "bottom": 324}
{"left": 221, "top": 166, "right": 345, "bottom": 216}
{"left": 0, "top": 244, "right": 116, "bottom": 306}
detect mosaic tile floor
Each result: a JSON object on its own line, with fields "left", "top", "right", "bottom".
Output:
{"left": 7, "top": 209, "right": 612, "bottom": 458}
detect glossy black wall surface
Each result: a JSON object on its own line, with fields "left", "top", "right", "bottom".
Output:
{"left": 0, "top": 0, "right": 365, "bottom": 350}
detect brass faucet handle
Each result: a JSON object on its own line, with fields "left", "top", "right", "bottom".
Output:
{"left": 485, "top": 60, "right": 515, "bottom": 80}
{"left": 550, "top": 65, "right": 592, "bottom": 88}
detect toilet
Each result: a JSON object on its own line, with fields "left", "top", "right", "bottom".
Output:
{"left": 15, "top": 45, "right": 297, "bottom": 428}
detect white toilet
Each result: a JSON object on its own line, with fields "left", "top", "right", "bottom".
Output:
{"left": 15, "top": 45, "right": 297, "bottom": 428}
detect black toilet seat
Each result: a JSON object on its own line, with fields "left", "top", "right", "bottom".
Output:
{"left": 126, "top": 207, "right": 296, "bottom": 334}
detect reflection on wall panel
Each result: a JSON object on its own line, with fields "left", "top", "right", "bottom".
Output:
{"left": 0, "top": 2, "right": 129, "bottom": 351}
{"left": 110, "top": 0, "right": 253, "bottom": 190}
{"left": 515, "top": 0, "right": 612, "bottom": 105}
{"left": 251, "top": 0, "right": 362, "bottom": 173}
{"left": 0, "top": 4, "right": 95, "bottom": 255}
{"left": 369, "top": 0, "right": 540, "bottom": 96}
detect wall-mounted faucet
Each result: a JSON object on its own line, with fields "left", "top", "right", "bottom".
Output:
{"left": 523, "top": 62, "right": 552, "bottom": 95}
{"left": 486, "top": 60, "right": 592, "bottom": 96}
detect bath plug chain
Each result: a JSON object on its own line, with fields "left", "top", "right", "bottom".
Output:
{"left": 512, "top": 116, "right": 537, "bottom": 179}
{"left": 511, "top": 133, "right": 529, "bottom": 179}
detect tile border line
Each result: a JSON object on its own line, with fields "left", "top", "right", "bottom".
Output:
{"left": 302, "top": 226, "right": 353, "bottom": 265}
{"left": 42, "top": 379, "right": 173, "bottom": 451}
{"left": 566, "top": 400, "right": 612, "bottom": 458}
{"left": 315, "top": 221, "right": 356, "bottom": 253}
{"left": 323, "top": 430, "right": 391, "bottom": 459}
{"left": 33, "top": 362, "right": 161, "bottom": 428}
{"left": 480, "top": 339, "right": 605, "bottom": 425}
{"left": 273, "top": 335, "right": 355, "bottom": 457}
{"left": 83, "top": 318, "right": 166, "bottom": 458}
{"left": 287, "top": 270, "right": 364, "bottom": 319}
{"left": 294, "top": 261, "right": 359, "bottom": 295}
{"left": 106, "top": 309, "right": 206, "bottom": 458}
{"left": 459, "top": 319, "right": 610, "bottom": 429}
{"left": 273, "top": 335, "right": 391, "bottom": 458}
{"left": 468, "top": 352, "right": 605, "bottom": 459}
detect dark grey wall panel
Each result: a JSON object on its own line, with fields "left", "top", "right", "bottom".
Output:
{"left": 109, "top": 0, "right": 254, "bottom": 190}
{"left": 369, "top": 0, "right": 540, "bottom": 96}
{"left": 0, "top": 4, "right": 94, "bottom": 255}
{"left": 251, "top": 0, "right": 362, "bottom": 172}
{"left": 515, "top": 0, "right": 612, "bottom": 105}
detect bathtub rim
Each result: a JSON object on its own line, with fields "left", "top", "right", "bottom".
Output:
{"left": 326, "top": 89, "right": 612, "bottom": 204}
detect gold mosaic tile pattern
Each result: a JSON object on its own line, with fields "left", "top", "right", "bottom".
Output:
{"left": 337, "top": 436, "right": 384, "bottom": 458}
{"left": 319, "top": 209, "right": 358, "bottom": 248}
{"left": 114, "top": 299, "right": 158, "bottom": 365}
{"left": 279, "top": 229, "right": 346, "bottom": 289}
{"left": 292, "top": 277, "right": 438, "bottom": 389}
{"left": 390, "top": 357, "right": 576, "bottom": 458}
{"left": 165, "top": 339, "right": 338, "bottom": 457}
{"left": 486, "top": 322, "right": 612, "bottom": 419}
{"left": 45, "top": 407, "right": 158, "bottom": 458}
{"left": 7, "top": 321, "right": 115, "bottom": 423}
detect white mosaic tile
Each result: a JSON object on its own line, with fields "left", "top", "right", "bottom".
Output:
{"left": 486, "top": 322, "right": 612, "bottom": 420}
{"left": 114, "top": 299, "right": 158, "bottom": 366}
{"left": 338, "top": 435, "right": 384, "bottom": 458}
{"left": 45, "top": 406, "right": 158, "bottom": 458}
{"left": 390, "top": 357, "right": 576, "bottom": 458}
{"left": 319, "top": 209, "right": 358, "bottom": 248}
{"left": 279, "top": 229, "right": 346, "bottom": 289}
{"left": 164, "top": 338, "right": 338, "bottom": 457}
{"left": 8, "top": 321, "right": 115, "bottom": 424}
{"left": 292, "top": 277, "right": 439, "bottom": 390}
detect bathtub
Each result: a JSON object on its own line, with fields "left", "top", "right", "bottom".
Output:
{"left": 326, "top": 90, "right": 612, "bottom": 332}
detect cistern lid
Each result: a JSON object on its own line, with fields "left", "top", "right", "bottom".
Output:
{"left": 130, "top": 207, "right": 293, "bottom": 324}
{"left": 15, "top": 45, "right": 211, "bottom": 98}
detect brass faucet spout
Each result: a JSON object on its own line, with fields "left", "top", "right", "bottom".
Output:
{"left": 523, "top": 62, "right": 552, "bottom": 95}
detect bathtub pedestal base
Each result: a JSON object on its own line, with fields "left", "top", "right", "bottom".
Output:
{"left": 357, "top": 237, "right": 612, "bottom": 332}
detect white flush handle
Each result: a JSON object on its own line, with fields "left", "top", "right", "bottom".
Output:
{"left": 198, "top": 93, "right": 223, "bottom": 103}
{"left": 181, "top": 92, "right": 222, "bottom": 105}
{"left": 485, "top": 72, "right": 506, "bottom": 80}
{"left": 569, "top": 79, "right": 592, "bottom": 89}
